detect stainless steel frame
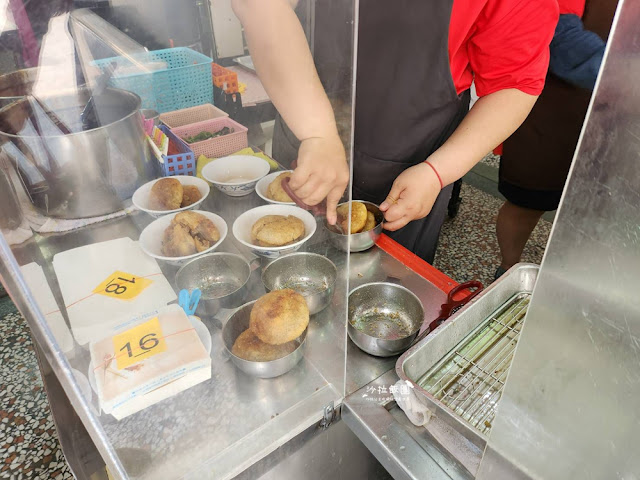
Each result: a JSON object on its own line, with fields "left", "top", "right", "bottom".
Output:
{"left": 477, "top": 0, "right": 640, "bottom": 477}
{"left": 343, "top": 370, "right": 478, "bottom": 480}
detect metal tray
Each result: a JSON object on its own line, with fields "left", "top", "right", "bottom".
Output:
{"left": 396, "top": 263, "right": 539, "bottom": 450}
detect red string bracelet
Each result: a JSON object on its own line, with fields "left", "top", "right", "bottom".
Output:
{"left": 424, "top": 161, "right": 443, "bottom": 190}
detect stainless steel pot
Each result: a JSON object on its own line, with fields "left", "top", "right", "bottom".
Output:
{"left": 261, "top": 252, "right": 337, "bottom": 315}
{"left": 348, "top": 282, "right": 425, "bottom": 357}
{"left": 325, "top": 201, "right": 384, "bottom": 252}
{"left": 0, "top": 155, "right": 23, "bottom": 230}
{"left": 222, "top": 301, "right": 307, "bottom": 378}
{"left": 175, "top": 253, "right": 250, "bottom": 317}
{"left": 0, "top": 87, "right": 157, "bottom": 218}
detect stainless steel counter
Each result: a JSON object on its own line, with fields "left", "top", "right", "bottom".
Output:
{"left": 7, "top": 189, "right": 343, "bottom": 479}
{"left": 343, "top": 370, "right": 479, "bottom": 480}
{"left": 3, "top": 170, "right": 459, "bottom": 479}
{"left": 345, "top": 246, "right": 450, "bottom": 395}
{"left": 342, "top": 265, "right": 541, "bottom": 480}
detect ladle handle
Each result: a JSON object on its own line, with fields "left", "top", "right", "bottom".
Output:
{"left": 428, "top": 281, "right": 484, "bottom": 332}
{"left": 281, "top": 176, "right": 327, "bottom": 216}
{"left": 406, "top": 280, "right": 484, "bottom": 351}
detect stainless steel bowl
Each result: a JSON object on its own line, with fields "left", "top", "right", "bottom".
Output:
{"left": 175, "top": 253, "right": 250, "bottom": 317}
{"left": 222, "top": 301, "right": 307, "bottom": 378}
{"left": 324, "top": 201, "right": 384, "bottom": 252}
{"left": 348, "top": 282, "right": 424, "bottom": 357}
{"left": 261, "top": 252, "right": 337, "bottom": 315}
{"left": 0, "top": 87, "right": 157, "bottom": 218}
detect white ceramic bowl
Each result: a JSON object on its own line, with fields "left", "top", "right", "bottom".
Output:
{"left": 255, "top": 170, "right": 295, "bottom": 205}
{"left": 232, "top": 205, "right": 316, "bottom": 258}
{"left": 139, "top": 210, "right": 228, "bottom": 266}
{"left": 132, "top": 175, "right": 210, "bottom": 218}
{"left": 201, "top": 155, "right": 270, "bottom": 197}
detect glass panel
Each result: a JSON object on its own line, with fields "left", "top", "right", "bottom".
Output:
{"left": 477, "top": 1, "right": 640, "bottom": 478}
{"left": 0, "top": 1, "right": 355, "bottom": 478}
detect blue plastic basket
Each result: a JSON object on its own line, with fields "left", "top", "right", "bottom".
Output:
{"left": 159, "top": 126, "right": 196, "bottom": 176}
{"left": 94, "top": 48, "right": 213, "bottom": 113}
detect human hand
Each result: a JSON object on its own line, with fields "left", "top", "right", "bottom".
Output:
{"left": 289, "top": 133, "right": 349, "bottom": 225}
{"left": 379, "top": 163, "right": 442, "bottom": 231}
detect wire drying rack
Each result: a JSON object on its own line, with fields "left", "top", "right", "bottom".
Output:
{"left": 417, "top": 293, "right": 530, "bottom": 435}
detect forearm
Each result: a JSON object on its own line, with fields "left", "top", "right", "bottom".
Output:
{"left": 232, "top": 0, "right": 338, "bottom": 140}
{"left": 429, "top": 89, "right": 538, "bottom": 186}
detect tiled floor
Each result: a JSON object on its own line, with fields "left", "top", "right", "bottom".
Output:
{"left": 0, "top": 173, "right": 552, "bottom": 479}
{"left": 0, "top": 298, "right": 73, "bottom": 480}
{"left": 434, "top": 182, "right": 551, "bottom": 287}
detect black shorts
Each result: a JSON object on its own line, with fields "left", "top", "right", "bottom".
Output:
{"left": 498, "top": 177, "right": 563, "bottom": 212}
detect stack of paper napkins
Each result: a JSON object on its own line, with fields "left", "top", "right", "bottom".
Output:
{"left": 53, "top": 237, "right": 177, "bottom": 346}
{"left": 89, "top": 305, "right": 211, "bottom": 420}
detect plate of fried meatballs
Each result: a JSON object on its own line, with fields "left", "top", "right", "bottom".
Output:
{"left": 139, "top": 210, "right": 228, "bottom": 265}
{"left": 224, "top": 289, "right": 310, "bottom": 378}
{"left": 255, "top": 170, "right": 295, "bottom": 205}
{"left": 233, "top": 205, "right": 316, "bottom": 258}
{"left": 133, "top": 176, "right": 210, "bottom": 217}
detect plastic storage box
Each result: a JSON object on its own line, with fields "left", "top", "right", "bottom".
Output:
{"left": 159, "top": 104, "right": 229, "bottom": 129}
{"left": 212, "top": 63, "right": 239, "bottom": 94}
{"left": 171, "top": 117, "right": 248, "bottom": 158}
{"left": 157, "top": 126, "right": 196, "bottom": 176}
{"left": 94, "top": 48, "right": 213, "bottom": 113}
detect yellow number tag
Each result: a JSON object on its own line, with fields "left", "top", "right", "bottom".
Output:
{"left": 113, "top": 317, "right": 167, "bottom": 370}
{"left": 93, "top": 270, "right": 153, "bottom": 300}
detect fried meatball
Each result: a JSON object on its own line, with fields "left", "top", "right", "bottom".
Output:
{"left": 173, "top": 211, "right": 220, "bottom": 243}
{"left": 180, "top": 185, "right": 202, "bottom": 207}
{"left": 337, "top": 201, "right": 367, "bottom": 234}
{"left": 363, "top": 211, "right": 377, "bottom": 232}
{"left": 149, "top": 178, "right": 183, "bottom": 211}
{"left": 162, "top": 223, "right": 196, "bottom": 257}
{"left": 267, "top": 172, "right": 293, "bottom": 203}
{"left": 251, "top": 215, "right": 282, "bottom": 242}
{"left": 250, "top": 289, "right": 309, "bottom": 345}
{"left": 251, "top": 215, "right": 305, "bottom": 247}
{"left": 232, "top": 329, "right": 297, "bottom": 362}
{"left": 193, "top": 235, "right": 211, "bottom": 253}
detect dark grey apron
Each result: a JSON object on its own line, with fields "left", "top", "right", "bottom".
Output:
{"left": 274, "top": 0, "right": 469, "bottom": 263}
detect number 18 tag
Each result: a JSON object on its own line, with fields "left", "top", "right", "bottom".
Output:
{"left": 93, "top": 270, "right": 153, "bottom": 301}
{"left": 113, "top": 317, "right": 167, "bottom": 370}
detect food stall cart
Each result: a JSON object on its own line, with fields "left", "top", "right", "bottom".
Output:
{"left": 1, "top": 0, "right": 639, "bottom": 478}
{"left": 0, "top": 2, "right": 448, "bottom": 478}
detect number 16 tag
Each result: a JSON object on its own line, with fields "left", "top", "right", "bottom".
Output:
{"left": 93, "top": 270, "right": 153, "bottom": 301}
{"left": 113, "top": 317, "right": 167, "bottom": 370}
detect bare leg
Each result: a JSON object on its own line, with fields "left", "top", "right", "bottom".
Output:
{"left": 496, "top": 200, "right": 545, "bottom": 270}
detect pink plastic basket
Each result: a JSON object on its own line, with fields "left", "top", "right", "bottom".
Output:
{"left": 171, "top": 117, "right": 248, "bottom": 158}
{"left": 159, "top": 103, "right": 229, "bottom": 129}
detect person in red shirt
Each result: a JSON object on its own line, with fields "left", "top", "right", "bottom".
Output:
{"left": 495, "top": 0, "right": 616, "bottom": 278}
{"left": 233, "top": 0, "right": 558, "bottom": 262}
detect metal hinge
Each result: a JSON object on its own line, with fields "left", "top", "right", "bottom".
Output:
{"left": 319, "top": 401, "right": 335, "bottom": 429}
